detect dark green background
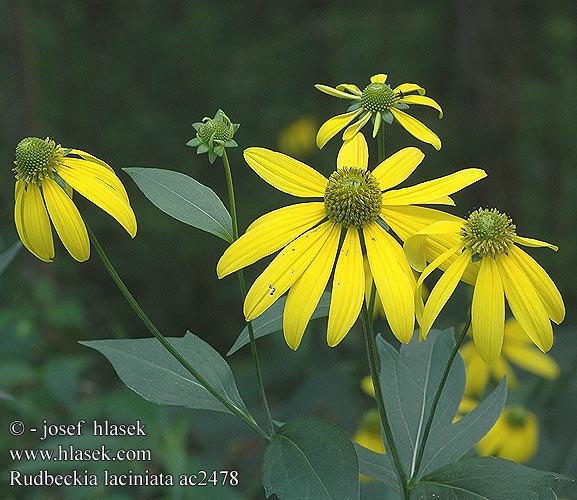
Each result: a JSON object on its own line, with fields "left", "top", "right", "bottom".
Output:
{"left": 1, "top": 1, "right": 576, "bottom": 499}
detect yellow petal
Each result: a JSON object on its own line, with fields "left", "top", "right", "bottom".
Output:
{"left": 420, "top": 250, "right": 469, "bottom": 338}
{"left": 382, "top": 168, "right": 487, "bottom": 206}
{"left": 372, "top": 147, "right": 425, "bottom": 192}
{"left": 217, "top": 202, "right": 325, "bottom": 278}
{"left": 404, "top": 221, "right": 463, "bottom": 271}
{"left": 507, "top": 245, "right": 564, "bottom": 324}
{"left": 372, "top": 111, "right": 382, "bottom": 138}
{"left": 397, "top": 95, "right": 443, "bottom": 118}
{"left": 316, "top": 109, "right": 365, "bottom": 149}
{"left": 513, "top": 235, "right": 558, "bottom": 251}
{"left": 370, "top": 74, "right": 388, "bottom": 84}
{"left": 314, "top": 84, "right": 361, "bottom": 99}
{"left": 243, "top": 148, "right": 327, "bottom": 197}
{"left": 393, "top": 83, "right": 425, "bottom": 95}
{"left": 390, "top": 108, "right": 442, "bottom": 150}
{"left": 57, "top": 161, "right": 136, "bottom": 237}
{"left": 69, "top": 148, "right": 116, "bottom": 174}
{"left": 42, "top": 178, "right": 89, "bottom": 262}
{"left": 461, "top": 342, "right": 491, "bottom": 397}
{"left": 497, "top": 254, "right": 553, "bottom": 353}
{"left": 16, "top": 182, "right": 54, "bottom": 262}
{"left": 283, "top": 227, "right": 339, "bottom": 350}
{"left": 243, "top": 222, "right": 338, "bottom": 321}
{"left": 504, "top": 343, "right": 560, "bottom": 380}
{"left": 62, "top": 157, "right": 129, "bottom": 201}
{"left": 342, "top": 111, "right": 372, "bottom": 141}
{"left": 364, "top": 222, "right": 415, "bottom": 343}
{"left": 327, "top": 227, "right": 365, "bottom": 346}
{"left": 337, "top": 133, "right": 368, "bottom": 170}
{"left": 335, "top": 83, "right": 363, "bottom": 96}
{"left": 472, "top": 257, "right": 505, "bottom": 364}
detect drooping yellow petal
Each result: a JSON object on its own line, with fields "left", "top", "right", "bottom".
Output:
{"left": 283, "top": 227, "right": 340, "bottom": 350}
{"left": 314, "top": 84, "right": 361, "bottom": 100}
{"left": 244, "top": 148, "right": 328, "bottom": 197}
{"left": 370, "top": 74, "right": 388, "bottom": 84}
{"left": 472, "top": 257, "right": 505, "bottom": 364}
{"left": 497, "top": 254, "right": 553, "bottom": 353}
{"left": 364, "top": 222, "right": 415, "bottom": 343}
{"left": 217, "top": 202, "right": 325, "bottom": 278}
{"left": 507, "top": 245, "right": 564, "bottom": 324}
{"left": 504, "top": 343, "right": 560, "bottom": 380}
{"left": 372, "top": 147, "right": 424, "bottom": 192}
{"left": 335, "top": 83, "right": 363, "bottom": 96}
{"left": 342, "top": 111, "right": 372, "bottom": 141}
{"left": 42, "top": 177, "right": 90, "bottom": 262}
{"left": 16, "top": 182, "right": 54, "bottom": 262}
{"left": 397, "top": 95, "right": 443, "bottom": 118}
{"left": 57, "top": 162, "right": 136, "bottom": 237}
{"left": 372, "top": 111, "right": 382, "bottom": 138}
{"left": 513, "top": 235, "right": 558, "bottom": 251}
{"left": 404, "top": 221, "right": 464, "bottom": 272}
{"left": 337, "top": 133, "right": 368, "bottom": 170}
{"left": 69, "top": 148, "right": 116, "bottom": 174}
{"left": 243, "top": 222, "right": 337, "bottom": 321}
{"left": 316, "top": 109, "right": 365, "bottom": 149}
{"left": 420, "top": 250, "right": 470, "bottom": 339}
{"left": 327, "top": 227, "right": 365, "bottom": 347}
{"left": 390, "top": 108, "right": 442, "bottom": 150}
{"left": 62, "top": 157, "right": 129, "bottom": 200}
{"left": 461, "top": 342, "right": 491, "bottom": 397}
{"left": 393, "top": 83, "right": 425, "bottom": 95}
{"left": 382, "top": 168, "right": 487, "bottom": 206}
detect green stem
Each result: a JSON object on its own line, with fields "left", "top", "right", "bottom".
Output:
{"left": 222, "top": 150, "right": 275, "bottom": 437}
{"left": 409, "top": 310, "right": 472, "bottom": 483}
{"left": 361, "top": 294, "right": 409, "bottom": 500}
{"left": 87, "top": 226, "right": 270, "bottom": 442}
{"left": 377, "top": 123, "right": 386, "bottom": 162}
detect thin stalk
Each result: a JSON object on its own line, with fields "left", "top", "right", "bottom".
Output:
{"left": 361, "top": 295, "right": 409, "bottom": 500}
{"left": 88, "top": 226, "right": 270, "bottom": 442}
{"left": 410, "top": 311, "right": 472, "bottom": 482}
{"left": 377, "top": 124, "right": 385, "bottom": 162}
{"left": 222, "top": 149, "right": 274, "bottom": 436}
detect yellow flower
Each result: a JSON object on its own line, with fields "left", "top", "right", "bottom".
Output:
{"left": 405, "top": 208, "right": 565, "bottom": 364}
{"left": 462, "top": 317, "right": 560, "bottom": 398}
{"left": 315, "top": 73, "right": 443, "bottom": 150}
{"left": 476, "top": 405, "right": 539, "bottom": 463}
{"left": 353, "top": 409, "right": 384, "bottom": 454}
{"left": 217, "top": 133, "right": 485, "bottom": 349}
{"left": 13, "top": 137, "right": 137, "bottom": 262}
{"left": 277, "top": 115, "right": 318, "bottom": 157}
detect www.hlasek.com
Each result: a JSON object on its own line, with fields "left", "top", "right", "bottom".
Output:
{"left": 8, "top": 419, "right": 238, "bottom": 488}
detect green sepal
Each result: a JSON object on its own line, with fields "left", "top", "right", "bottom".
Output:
{"left": 196, "top": 143, "right": 209, "bottom": 154}
{"left": 394, "top": 102, "right": 410, "bottom": 110}
{"left": 382, "top": 110, "right": 394, "bottom": 124}
{"left": 186, "top": 137, "right": 200, "bottom": 147}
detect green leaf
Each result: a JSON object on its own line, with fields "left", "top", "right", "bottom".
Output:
{"left": 262, "top": 417, "right": 359, "bottom": 500}
{"left": 80, "top": 332, "right": 248, "bottom": 415}
{"left": 411, "top": 456, "right": 570, "bottom": 499}
{"left": 0, "top": 241, "right": 21, "bottom": 275}
{"left": 124, "top": 167, "right": 233, "bottom": 242}
{"left": 354, "top": 443, "right": 398, "bottom": 491}
{"left": 376, "top": 329, "right": 505, "bottom": 479}
{"left": 227, "top": 292, "right": 331, "bottom": 356}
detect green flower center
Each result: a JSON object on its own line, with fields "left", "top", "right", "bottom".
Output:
{"left": 197, "top": 119, "right": 233, "bottom": 145}
{"left": 461, "top": 208, "right": 516, "bottom": 258}
{"left": 13, "top": 137, "right": 62, "bottom": 185}
{"left": 324, "top": 168, "right": 382, "bottom": 228}
{"left": 360, "top": 83, "right": 398, "bottom": 113}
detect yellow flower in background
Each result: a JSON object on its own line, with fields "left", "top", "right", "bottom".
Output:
{"left": 353, "top": 409, "right": 384, "bottom": 454}
{"left": 315, "top": 73, "right": 443, "bottom": 150}
{"left": 405, "top": 208, "right": 565, "bottom": 364}
{"left": 13, "top": 137, "right": 137, "bottom": 262}
{"left": 277, "top": 115, "right": 318, "bottom": 157}
{"left": 462, "top": 317, "right": 560, "bottom": 398}
{"left": 217, "top": 133, "right": 485, "bottom": 349}
{"left": 477, "top": 405, "right": 539, "bottom": 463}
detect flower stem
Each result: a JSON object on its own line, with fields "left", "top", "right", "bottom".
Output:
{"left": 222, "top": 150, "right": 275, "bottom": 437}
{"left": 410, "top": 310, "right": 472, "bottom": 482}
{"left": 87, "top": 226, "right": 270, "bottom": 442}
{"left": 361, "top": 288, "right": 409, "bottom": 500}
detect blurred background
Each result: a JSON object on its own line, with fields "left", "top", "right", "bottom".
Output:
{"left": 1, "top": 1, "right": 576, "bottom": 499}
